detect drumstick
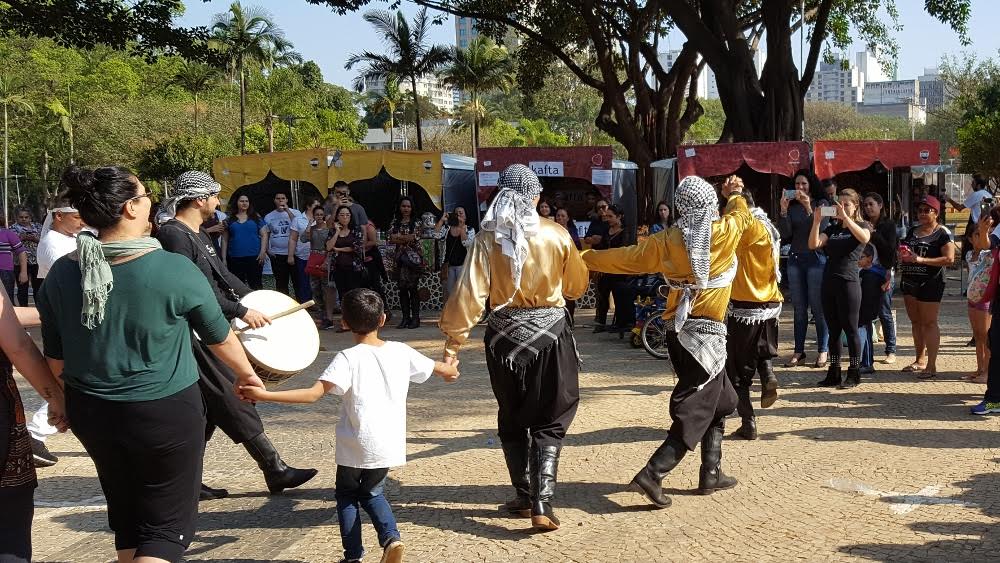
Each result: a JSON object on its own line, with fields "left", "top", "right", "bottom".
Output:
{"left": 234, "top": 300, "right": 315, "bottom": 335}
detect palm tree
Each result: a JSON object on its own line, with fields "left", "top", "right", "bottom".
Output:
{"left": 367, "top": 77, "right": 406, "bottom": 149}
{"left": 172, "top": 61, "right": 220, "bottom": 135}
{"left": 438, "top": 37, "right": 514, "bottom": 156}
{"left": 345, "top": 7, "right": 451, "bottom": 150}
{"left": 211, "top": 2, "right": 291, "bottom": 154}
{"left": 1, "top": 75, "right": 33, "bottom": 225}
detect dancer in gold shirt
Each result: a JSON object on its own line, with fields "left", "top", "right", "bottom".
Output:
{"left": 440, "top": 164, "right": 588, "bottom": 530}
{"left": 723, "top": 178, "right": 783, "bottom": 441}
{"left": 582, "top": 176, "right": 752, "bottom": 508}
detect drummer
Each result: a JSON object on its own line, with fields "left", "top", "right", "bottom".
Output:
{"left": 157, "top": 171, "right": 317, "bottom": 499}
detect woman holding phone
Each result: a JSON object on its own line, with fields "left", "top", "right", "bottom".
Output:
{"left": 778, "top": 170, "right": 831, "bottom": 368}
{"left": 808, "top": 188, "right": 871, "bottom": 389}
{"left": 898, "top": 195, "right": 956, "bottom": 379}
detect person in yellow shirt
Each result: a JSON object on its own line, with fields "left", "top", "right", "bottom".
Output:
{"left": 439, "top": 164, "right": 589, "bottom": 531}
{"left": 724, "top": 181, "right": 783, "bottom": 441}
{"left": 582, "top": 175, "right": 752, "bottom": 509}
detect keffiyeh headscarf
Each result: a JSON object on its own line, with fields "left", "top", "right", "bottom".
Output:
{"left": 480, "top": 164, "right": 543, "bottom": 310}
{"left": 162, "top": 171, "right": 222, "bottom": 216}
{"left": 674, "top": 176, "right": 720, "bottom": 288}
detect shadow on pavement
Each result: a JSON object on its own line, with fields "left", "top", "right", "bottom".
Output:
{"left": 838, "top": 467, "right": 1000, "bottom": 561}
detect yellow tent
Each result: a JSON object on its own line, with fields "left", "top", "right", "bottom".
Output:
{"left": 213, "top": 149, "right": 444, "bottom": 205}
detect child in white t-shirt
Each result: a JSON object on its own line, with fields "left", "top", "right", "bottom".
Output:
{"left": 241, "top": 288, "right": 459, "bottom": 563}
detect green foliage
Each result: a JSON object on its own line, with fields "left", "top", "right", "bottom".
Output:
{"left": 136, "top": 135, "right": 233, "bottom": 182}
{"left": 803, "top": 102, "right": 913, "bottom": 142}
{"left": 514, "top": 119, "right": 569, "bottom": 147}
{"left": 0, "top": 34, "right": 365, "bottom": 202}
{"left": 683, "top": 99, "right": 725, "bottom": 144}
{"left": 957, "top": 114, "right": 1000, "bottom": 178}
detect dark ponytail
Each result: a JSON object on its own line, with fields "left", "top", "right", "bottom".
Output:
{"left": 62, "top": 165, "right": 140, "bottom": 230}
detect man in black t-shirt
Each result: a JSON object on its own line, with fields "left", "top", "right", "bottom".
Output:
{"left": 583, "top": 198, "right": 610, "bottom": 247}
{"left": 158, "top": 171, "right": 317, "bottom": 500}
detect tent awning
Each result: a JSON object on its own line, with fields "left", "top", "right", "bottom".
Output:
{"left": 213, "top": 149, "right": 445, "bottom": 204}
{"left": 813, "top": 140, "right": 940, "bottom": 180}
{"left": 475, "top": 146, "right": 615, "bottom": 202}
{"left": 676, "top": 141, "right": 810, "bottom": 179}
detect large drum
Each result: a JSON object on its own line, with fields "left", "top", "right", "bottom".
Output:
{"left": 232, "top": 290, "right": 320, "bottom": 384}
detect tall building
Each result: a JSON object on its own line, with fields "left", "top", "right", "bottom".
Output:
{"left": 918, "top": 67, "right": 947, "bottom": 110}
{"left": 362, "top": 76, "right": 457, "bottom": 113}
{"left": 454, "top": 16, "right": 520, "bottom": 51}
{"left": 856, "top": 50, "right": 890, "bottom": 83}
{"left": 863, "top": 79, "right": 921, "bottom": 106}
{"left": 804, "top": 54, "right": 863, "bottom": 104}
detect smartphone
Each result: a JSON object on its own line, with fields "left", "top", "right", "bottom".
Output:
{"left": 783, "top": 189, "right": 797, "bottom": 200}
{"left": 820, "top": 206, "right": 837, "bottom": 217}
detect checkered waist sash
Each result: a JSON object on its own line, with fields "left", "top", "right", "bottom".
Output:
{"left": 487, "top": 306, "right": 570, "bottom": 373}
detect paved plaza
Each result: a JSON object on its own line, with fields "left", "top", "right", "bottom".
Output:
{"left": 21, "top": 294, "right": 1000, "bottom": 562}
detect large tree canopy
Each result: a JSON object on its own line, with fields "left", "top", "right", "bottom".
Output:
{"left": 316, "top": 0, "right": 970, "bottom": 214}
{"left": 0, "top": 0, "right": 215, "bottom": 61}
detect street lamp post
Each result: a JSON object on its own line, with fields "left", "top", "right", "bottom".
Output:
{"left": 280, "top": 115, "right": 304, "bottom": 151}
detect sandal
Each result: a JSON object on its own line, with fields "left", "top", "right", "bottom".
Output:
{"left": 901, "top": 363, "right": 925, "bottom": 373}
{"left": 970, "top": 373, "right": 989, "bottom": 384}
{"left": 961, "top": 372, "right": 981, "bottom": 381}
{"left": 784, "top": 353, "right": 807, "bottom": 368}
{"left": 916, "top": 371, "right": 937, "bottom": 380}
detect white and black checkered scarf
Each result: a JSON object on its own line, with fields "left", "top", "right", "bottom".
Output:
{"left": 480, "top": 164, "right": 543, "bottom": 311}
{"left": 163, "top": 171, "right": 222, "bottom": 216}
{"left": 674, "top": 176, "right": 719, "bottom": 289}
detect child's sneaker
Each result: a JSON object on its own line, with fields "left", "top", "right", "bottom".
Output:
{"left": 380, "top": 539, "right": 404, "bottom": 563}
{"left": 970, "top": 400, "right": 1000, "bottom": 415}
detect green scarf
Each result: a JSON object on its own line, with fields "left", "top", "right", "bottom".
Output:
{"left": 77, "top": 231, "right": 162, "bottom": 329}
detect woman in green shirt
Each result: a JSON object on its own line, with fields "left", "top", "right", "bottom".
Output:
{"left": 36, "top": 165, "right": 262, "bottom": 563}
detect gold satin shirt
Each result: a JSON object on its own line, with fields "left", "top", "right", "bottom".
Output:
{"left": 582, "top": 195, "right": 752, "bottom": 323}
{"left": 439, "top": 220, "right": 590, "bottom": 355}
{"left": 731, "top": 217, "right": 784, "bottom": 303}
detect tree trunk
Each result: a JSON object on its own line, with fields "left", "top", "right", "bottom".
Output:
{"left": 193, "top": 91, "right": 200, "bottom": 136}
{"left": 266, "top": 115, "right": 274, "bottom": 152}
{"left": 410, "top": 75, "right": 423, "bottom": 150}
{"left": 389, "top": 112, "right": 395, "bottom": 149}
{"left": 472, "top": 90, "right": 479, "bottom": 158}
{"left": 239, "top": 60, "right": 247, "bottom": 154}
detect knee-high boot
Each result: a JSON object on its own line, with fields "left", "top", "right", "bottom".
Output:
{"left": 397, "top": 288, "right": 411, "bottom": 329}
{"left": 697, "top": 420, "right": 738, "bottom": 494}
{"left": 628, "top": 434, "right": 687, "bottom": 508}
{"left": 529, "top": 443, "right": 561, "bottom": 531}
{"left": 731, "top": 386, "right": 757, "bottom": 440}
{"left": 500, "top": 440, "right": 531, "bottom": 517}
{"left": 243, "top": 432, "right": 319, "bottom": 494}
{"left": 758, "top": 358, "right": 779, "bottom": 408}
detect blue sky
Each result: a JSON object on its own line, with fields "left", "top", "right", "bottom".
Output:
{"left": 178, "top": 0, "right": 1000, "bottom": 89}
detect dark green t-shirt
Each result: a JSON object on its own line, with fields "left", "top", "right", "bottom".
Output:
{"left": 36, "top": 249, "right": 231, "bottom": 402}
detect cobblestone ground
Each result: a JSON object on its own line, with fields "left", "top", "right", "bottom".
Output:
{"left": 22, "top": 292, "right": 1000, "bottom": 562}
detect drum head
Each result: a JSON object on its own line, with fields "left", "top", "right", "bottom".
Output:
{"left": 232, "top": 290, "right": 320, "bottom": 375}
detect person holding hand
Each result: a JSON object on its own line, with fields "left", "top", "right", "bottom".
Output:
{"left": 240, "top": 289, "right": 458, "bottom": 563}
{"left": 808, "top": 188, "right": 871, "bottom": 389}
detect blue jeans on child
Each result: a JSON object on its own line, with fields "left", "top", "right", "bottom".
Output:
{"left": 335, "top": 465, "right": 400, "bottom": 561}
{"left": 858, "top": 322, "right": 874, "bottom": 370}
{"left": 786, "top": 252, "right": 829, "bottom": 354}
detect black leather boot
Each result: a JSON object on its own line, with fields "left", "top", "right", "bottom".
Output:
{"left": 529, "top": 443, "right": 561, "bottom": 531}
{"left": 759, "top": 359, "right": 779, "bottom": 408}
{"left": 243, "top": 433, "right": 319, "bottom": 494}
{"left": 697, "top": 420, "right": 738, "bottom": 495}
{"left": 628, "top": 434, "right": 687, "bottom": 508}
{"left": 817, "top": 363, "right": 842, "bottom": 387}
{"left": 731, "top": 386, "right": 757, "bottom": 440}
{"left": 397, "top": 291, "right": 411, "bottom": 329}
{"left": 499, "top": 441, "right": 531, "bottom": 517}
{"left": 839, "top": 366, "right": 861, "bottom": 389}
{"left": 199, "top": 483, "right": 229, "bottom": 501}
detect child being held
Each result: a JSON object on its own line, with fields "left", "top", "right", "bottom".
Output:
{"left": 241, "top": 288, "right": 459, "bottom": 563}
